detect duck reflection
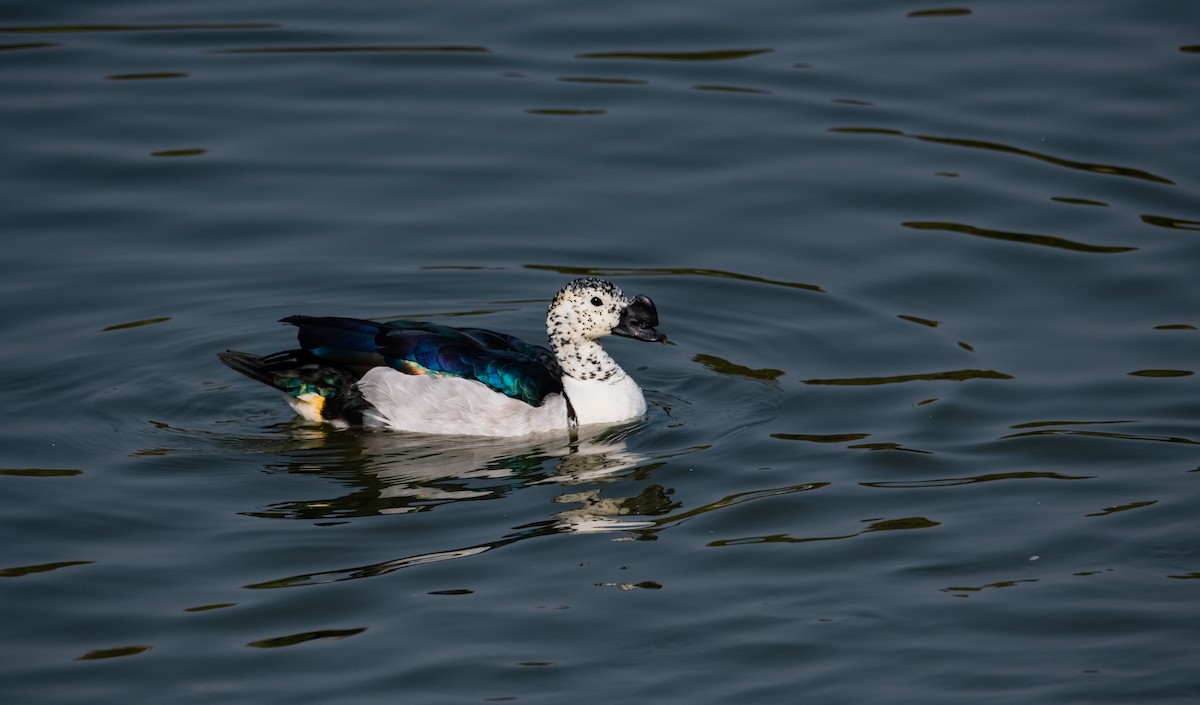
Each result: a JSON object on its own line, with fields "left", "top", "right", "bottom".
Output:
{"left": 241, "top": 423, "right": 682, "bottom": 588}
{"left": 246, "top": 488, "right": 678, "bottom": 590}
{"left": 245, "top": 422, "right": 664, "bottom": 520}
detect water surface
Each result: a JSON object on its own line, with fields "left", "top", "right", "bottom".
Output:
{"left": 2, "top": 1, "right": 1199, "bottom": 703}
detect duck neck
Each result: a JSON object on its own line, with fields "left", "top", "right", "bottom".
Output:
{"left": 554, "top": 340, "right": 646, "bottom": 426}
{"left": 551, "top": 338, "right": 627, "bottom": 383}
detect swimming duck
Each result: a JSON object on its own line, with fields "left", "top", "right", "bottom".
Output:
{"left": 219, "top": 278, "right": 667, "bottom": 436}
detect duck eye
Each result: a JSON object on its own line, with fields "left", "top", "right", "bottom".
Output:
{"left": 590, "top": 297, "right": 603, "bottom": 307}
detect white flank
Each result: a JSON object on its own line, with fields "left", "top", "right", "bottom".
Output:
{"left": 356, "top": 368, "right": 571, "bottom": 437}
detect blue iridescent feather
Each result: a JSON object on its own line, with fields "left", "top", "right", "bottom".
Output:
{"left": 280, "top": 315, "right": 564, "bottom": 407}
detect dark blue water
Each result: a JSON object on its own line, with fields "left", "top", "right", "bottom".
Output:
{"left": 3, "top": 1, "right": 1199, "bottom": 702}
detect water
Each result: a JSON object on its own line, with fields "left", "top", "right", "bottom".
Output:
{"left": 3, "top": 0, "right": 1199, "bottom": 702}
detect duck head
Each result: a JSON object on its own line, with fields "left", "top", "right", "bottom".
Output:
{"left": 547, "top": 278, "right": 668, "bottom": 345}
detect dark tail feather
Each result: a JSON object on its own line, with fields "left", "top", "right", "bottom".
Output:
{"left": 219, "top": 349, "right": 283, "bottom": 389}
{"left": 219, "top": 349, "right": 370, "bottom": 426}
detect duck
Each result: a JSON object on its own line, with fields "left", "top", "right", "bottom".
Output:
{"left": 218, "top": 278, "right": 668, "bottom": 436}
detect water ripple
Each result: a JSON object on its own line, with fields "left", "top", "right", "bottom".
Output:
{"left": 526, "top": 108, "right": 607, "bottom": 116}
{"left": 76, "top": 645, "right": 152, "bottom": 661}
{"left": 101, "top": 316, "right": 172, "bottom": 331}
{"left": 245, "top": 538, "right": 523, "bottom": 588}
{"left": 558, "top": 76, "right": 649, "bottom": 86}
{"left": 0, "top": 41, "right": 58, "bottom": 51}
{"left": 710, "top": 516, "right": 940, "bottom": 546}
{"left": 0, "top": 560, "right": 93, "bottom": 577}
{"left": 247, "top": 627, "right": 366, "bottom": 648}
{"left": 907, "top": 8, "right": 973, "bottom": 18}
{"left": 861, "top": 471, "right": 1094, "bottom": 489}
{"left": 643, "top": 482, "right": 830, "bottom": 535}
{"left": 1140, "top": 214, "right": 1200, "bottom": 231}
{"left": 0, "top": 468, "right": 83, "bottom": 478}
{"left": 105, "top": 72, "right": 189, "bottom": 81}
{"left": 524, "top": 265, "right": 824, "bottom": 292}
{"left": 1085, "top": 500, "right": 1157, "bottom": 517}
{"left": 902, "top": 221, "right": 1136, "bottom": 254}
{"left": 1051, "top": 196, "right": 1109, "bottom": 207}
{"left": 802, "top": 369, "right": 1013, "bottom": 386}
{"left": 693, "top": 354, "right": 784, "bottom": 381}
{"left": 771, "top": 432, "right": 871, "bottom": 443}
{"left": 692, "top": 84, "right": 771, "bottom": 95}
{"left": 576, "top": 49, "right": 772, "bottom": 62}
{"left": 1002, "top": 428, "right": 1198, "bottom": 445}
{"left": 831, "top": 127, "right": 1175, "bottom": 184}
{"left": 212, "top": 45, "right": 490, "bottom": 55}
{"left": 0, "top": 23, "right": 277, "bottom": 33}
{"left": 942, "top": 578, "right": 1038, "bottom": 597}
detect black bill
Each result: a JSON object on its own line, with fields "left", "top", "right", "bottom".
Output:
{"left": 612, "top": 294, "right": 669, "bottom": 343}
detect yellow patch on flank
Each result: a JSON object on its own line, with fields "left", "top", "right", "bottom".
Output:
{"left": 395, "top": 360, "right": 430, "bottom": 375}
{"left": 296, "top": 393, "right": 326, "bottom": 422}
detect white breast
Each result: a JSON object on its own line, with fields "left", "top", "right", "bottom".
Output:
{"left": 561, "top": 372, "right": 647, "bottom": 427}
